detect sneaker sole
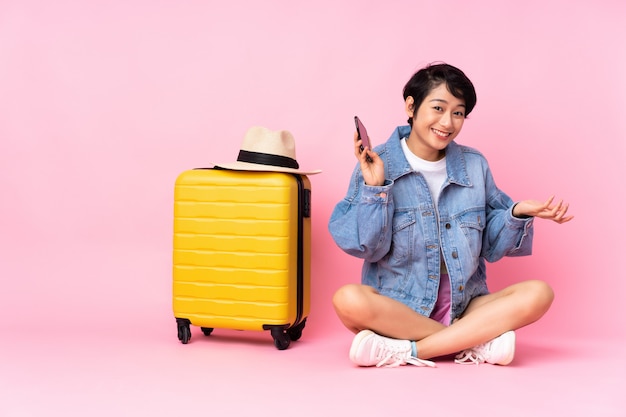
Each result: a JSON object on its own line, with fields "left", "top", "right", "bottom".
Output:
{"left": 349, "top": 330, "right": 376, "bottom": 364}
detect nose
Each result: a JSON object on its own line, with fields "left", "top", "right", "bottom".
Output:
{"left": 439, "top": 112, "right": 452, "bottom": 128}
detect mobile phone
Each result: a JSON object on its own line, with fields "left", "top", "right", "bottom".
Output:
{"left": 354, "top": 116, "right": 373, "bottom": 162}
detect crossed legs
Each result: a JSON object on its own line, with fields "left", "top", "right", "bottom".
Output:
{"left": 332, "top": 280, "right": 554, "bottom": 360}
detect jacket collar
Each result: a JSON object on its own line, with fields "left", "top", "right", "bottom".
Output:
{"left": 382, "top": 125, "right": 472, "bottom": 187}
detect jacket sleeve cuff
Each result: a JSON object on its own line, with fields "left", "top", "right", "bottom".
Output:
{"left": 509, "top": 204, "right": 534, "bottom": 230}
{"left": 361, "top": 180, "right": 393, "bottom": 202}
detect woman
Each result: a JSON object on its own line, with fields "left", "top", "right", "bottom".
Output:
{"left": 328, "top": 63, "right": 573, "bottom": 368}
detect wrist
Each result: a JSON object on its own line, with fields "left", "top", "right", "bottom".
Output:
{"left": 512, "top": 203, "right": 532, "bottom": 219}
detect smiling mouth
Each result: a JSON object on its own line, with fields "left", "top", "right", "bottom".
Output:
{"left": 432, "top": 128, "right": 451, "bottom": 138}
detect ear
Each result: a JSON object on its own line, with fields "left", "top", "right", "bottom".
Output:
{"left": 405, "top": 96, "right": 415, "bottom": 119}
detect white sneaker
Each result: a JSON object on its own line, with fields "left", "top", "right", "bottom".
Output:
{"left": 349, "top": 330, "right": 436, "bottom": 368}
{"left": 454, "top": 330, "right": 516, "bottom": 365}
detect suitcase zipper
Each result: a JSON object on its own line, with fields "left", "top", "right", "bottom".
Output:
{"left": 292, "top": 174, "right": 308, "bottom": 328}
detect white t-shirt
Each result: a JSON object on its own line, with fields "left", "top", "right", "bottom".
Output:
{"left": 400, "top": 138, "right": 447, "bottom": 206}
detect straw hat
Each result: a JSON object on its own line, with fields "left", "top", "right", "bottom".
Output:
{"left": 213, "top": 126, "right": 321, "bottom": 175}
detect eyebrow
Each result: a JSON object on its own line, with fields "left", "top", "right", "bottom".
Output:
{"left": 429, "top": 98, "right": 466, "bottom": 108}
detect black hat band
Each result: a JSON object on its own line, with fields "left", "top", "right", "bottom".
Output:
{"left": 237, "top": 150, "right": 300, "bottom": 169}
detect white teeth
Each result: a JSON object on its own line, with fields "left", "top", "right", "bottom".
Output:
{"left": 433, "top": 128, "right": 450, "bottom": 137}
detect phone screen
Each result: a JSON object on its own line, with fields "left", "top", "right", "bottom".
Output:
{"left": 354, "top": 116, "right": 372, "bottom": 161}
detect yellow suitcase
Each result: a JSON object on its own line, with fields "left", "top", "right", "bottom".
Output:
{"left": 172, "top": 168, "right": 311, "bottom": 349}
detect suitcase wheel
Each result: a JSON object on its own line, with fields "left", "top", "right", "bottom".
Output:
{"left": 287, "top": 319, "right": 306, "bottom": 342}
{"left": 201, "top": 327, "right": 214, "bottom": 336}
{"left": 270, "top": 327, "right": 291, "bottom": 350}
{"left": 176, "top": 318, "right": 192, "bottom": 344}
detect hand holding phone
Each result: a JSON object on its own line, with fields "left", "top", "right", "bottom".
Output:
{"left": 354, "top": 116, "right": 373, "bottom": 162}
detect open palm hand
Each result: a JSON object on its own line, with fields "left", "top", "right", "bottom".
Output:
{"left": 514, "top": 196, "right": 574, "bottom": 224}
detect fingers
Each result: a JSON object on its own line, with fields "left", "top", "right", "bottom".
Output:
{"left": 542, "top": 195, "right": 556, "bottom": 210}
{"left": 353, "top": 130, "right": 377, "bottom": 165}
{"left": 540, "top": 198, "right": 574, "bottom": 224}
{"left": 553, "top": 202, "right": 574, "bottom": 224}
{"left": 546, "top": 198, "right": 563, "bottom": 217}
{"left": 353, "top": 131, "right": 362, "bottom": 158}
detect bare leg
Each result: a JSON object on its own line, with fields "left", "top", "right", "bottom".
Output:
{"left": 333, "top": 280, "right": 554, "bottom": 360}
{"left": 332, "top": 284, "right": 446, "bottom": 340}
{"left": 418, "top": 280, "right": 554, "bottom": 358}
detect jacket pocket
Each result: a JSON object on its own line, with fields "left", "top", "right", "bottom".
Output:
{"left": 376, "top": 210, "right": 416, "bottom": 292}
{"left": 458, "top": 209, "right": 486, "bottom": 258}
{"left": 388, "top": 210, "right": 416, "bottom": 262}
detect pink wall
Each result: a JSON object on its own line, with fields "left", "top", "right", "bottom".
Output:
{"left": 1, "top": 0, "right": 625, "bottom": 341}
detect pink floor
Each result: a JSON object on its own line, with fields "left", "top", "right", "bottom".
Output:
{"left": 0, "top": 245, "right": 624, "bottom": 416}
{"left": 1, "top": 316, "right": 623, "bottom": 416}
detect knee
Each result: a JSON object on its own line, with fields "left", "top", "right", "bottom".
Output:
{"left": 531, "top": 279, "right": 554, "bottom": 306}
{"left": 332, "top": 284, "right": 374, "bottom": 321}
{"left": 522, "top": 280, "right": 555, "bottom": 318}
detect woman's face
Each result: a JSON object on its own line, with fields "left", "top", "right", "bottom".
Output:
{"left": 406, "top": 82, "right": 466, "bottom": 161}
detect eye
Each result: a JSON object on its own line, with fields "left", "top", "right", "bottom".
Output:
{"left": 454, "top": 111, "right": 465, "bottom": 117}
{"left": 433, "top": 106, "right": 443, "bottom": 111}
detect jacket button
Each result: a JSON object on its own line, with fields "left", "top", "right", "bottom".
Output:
{"left": 445, "top": 223, "right": 451, "bottom": 229}
{"left": 458, "top": 285, "right": 464, "bottom": 291}
{"left": 452, "top": 251, "right": 458, "bottom": 259}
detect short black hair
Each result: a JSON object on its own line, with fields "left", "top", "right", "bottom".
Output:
{"left": 403, "top": 63, "right": 477, "bottom": 126}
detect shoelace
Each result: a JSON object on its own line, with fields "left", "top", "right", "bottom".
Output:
{"left": 375, "top": 342, "right": 436, "bottom": 368}
{"left": 454, "top": 349, "right": 486, "bottom": 365}
{"left": 406, "top": 357, "right": 437, "bottom": 368}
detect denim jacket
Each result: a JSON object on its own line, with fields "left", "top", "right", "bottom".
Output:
{"left": 328, "top": 125, "right": 534, "bottom": 322}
